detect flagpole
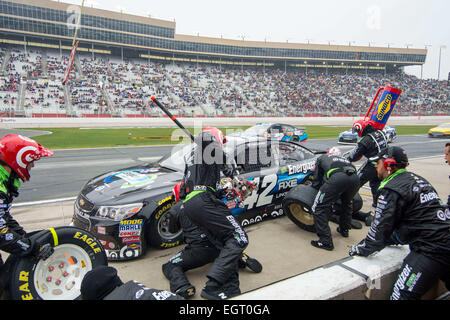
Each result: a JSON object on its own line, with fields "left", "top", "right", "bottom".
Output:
{"left": 63, "top": 0, "right": 85, "bottom": 85}
{"left": 73, "top": 0, "right": 85, "bottom": 46}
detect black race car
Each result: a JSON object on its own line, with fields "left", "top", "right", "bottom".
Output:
{"left": 71, "top": 137, "right": 321, "bottom": 261}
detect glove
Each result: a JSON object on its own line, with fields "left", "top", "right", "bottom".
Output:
{"left": 24, "top": 230, "right": 55, "bottom": 261}
{"left": 222, "top": 166, "right": 235, "bottom": 178}
{"left": 348, "top": 240, "right": 369, "bottom": 257}
{"left": 348, "top": 245, "right": 361, "bottom": 257}
{"left": 35, "top": 243, "right": 54, "bottom": 261}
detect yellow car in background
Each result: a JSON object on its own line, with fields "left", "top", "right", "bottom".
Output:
{"left": 428, "top": 123, "right": 450, "bottom": 138}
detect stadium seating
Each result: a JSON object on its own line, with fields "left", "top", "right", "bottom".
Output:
{"left": 0, "top": 45, "right": 448, "bottom": 118}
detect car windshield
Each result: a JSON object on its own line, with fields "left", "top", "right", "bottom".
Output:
{"left": 159, "top": 143, "right": 192, "bottom": 172}
{"left": 439, "top": 124, "right": 450, "bottom": 128}
{"left": 159, "top": 141, "right": 237, "bottom": 172}
{"left": 244, "top": 124, "right": 270, "bottom": 136}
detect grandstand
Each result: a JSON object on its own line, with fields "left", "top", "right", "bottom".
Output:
{"left": 0, "top": 0, "right": 448, "bottom": 118}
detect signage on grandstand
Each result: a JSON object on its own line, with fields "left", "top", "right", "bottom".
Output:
{"left": 63, "top": 40, "right": 79, "bottom": 85}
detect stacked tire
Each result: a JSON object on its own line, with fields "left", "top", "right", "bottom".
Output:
{"left": 5, "top": 226, "right": 107, "bottom": 300}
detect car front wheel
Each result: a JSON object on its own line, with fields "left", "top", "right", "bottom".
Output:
{"left": 146, "top": 200, "right": 183, "bottom": 250}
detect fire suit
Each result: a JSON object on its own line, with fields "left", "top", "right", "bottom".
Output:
{"left": 347, "top": 127, "right": 388, "bottom": 205}
{"left": 181, "top": 132, "right": 248, "bottom": 294}
{"left": 312, "top": 153, "right": 359, "bottom": 245}
{"left": 0, "top": 166, "right": 32, "bottom": 262}
{"left": 162, "top": 201, "right": 220, "bottom": 296}
{"left": 0, "top": 166, "right": 31, "bottom": 296}
{"left": 350, "top": 169, "right": 450, "bottom": 300}
{"left": 104, "top": 280, "right": 184, "bottom": 300}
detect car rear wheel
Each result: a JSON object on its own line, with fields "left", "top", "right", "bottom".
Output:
{"left": 146, "top": 199, "right": 183, "bottom": 250}
{"left": 282, "top": 184, "right": 318, "bottom": 233}
{"left": 5, "top": 227, "right": 107, "bottom": 300}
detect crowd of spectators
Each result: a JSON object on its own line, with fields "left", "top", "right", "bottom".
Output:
{"left": 0, "top": 45, "right": 448, "bottom": 117}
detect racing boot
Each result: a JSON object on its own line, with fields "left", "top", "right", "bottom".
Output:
{"left": 311, "top": 240, "right": 334, "bottom": 251}
{"left": 350, "top": 219, "right": 362, "bottom": 229}
{"left": 222, "top": 272, "right": 241, "bottom": 298}
{"left": 239, "top": 252, "right": 263, "bottom": 273}
{"left": 162, "top": 262, "right": 195, "bottom": 298}
{"left": 200, "top": 278, "right": 229, "bottom": 300}
{"left": 175, "top": 284, "right": 196, "bottom": 299}
{"left": 352, "top": 210, "right": 371, "bottom": 222}
{"left": 336, "top": 226, "right": 349, "bottom": 238}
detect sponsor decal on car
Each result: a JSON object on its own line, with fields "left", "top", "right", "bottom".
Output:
{"left": 287, "top": 161, "right": 315, "bottom": 175}
{"left": 104, "top": 170, "right": 158, "bottom": 189}
{"left": 119, "top": 219, "right": 143, "bottom": 237}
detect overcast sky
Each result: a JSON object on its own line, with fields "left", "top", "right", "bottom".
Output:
{"left": 58, "top": 0, "right": 449, "bottom": 80}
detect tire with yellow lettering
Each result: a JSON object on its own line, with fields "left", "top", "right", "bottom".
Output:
{"left": 146, "top": 198, "right": 183, "bottom": 250}
{"left": 7, "top": 226, "right": 107, "bottom": 300}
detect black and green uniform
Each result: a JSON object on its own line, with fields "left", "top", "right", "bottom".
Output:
{"left": 180, "top": 131, "right": 247, "bottom": 297}
{"left": 0, "top": 166, "right": 32, "bottom": 263}
{"left": 348, "top": 127, "right": 388, "bottom": 205}
{"left": 311, "top": 153, "right": 359, "bottom": 245}
{"left": 354, "top": 169, "right": 450, "bottom": 299}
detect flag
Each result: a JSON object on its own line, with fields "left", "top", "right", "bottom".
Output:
{"left": 63, "top": 40, "right": 79, "bottom": 85}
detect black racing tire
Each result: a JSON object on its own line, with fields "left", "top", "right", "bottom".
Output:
{"left": 352, "top": 193, "right": 363, "bottom": 213}
{"left": 282, "top": 184, "right": 318, "bottom": 233}
{"left": 6, "top": 226, "right": 107, "bottom": 300}
{"left": 146, "top": 198, "right": 183, "bottom": 250}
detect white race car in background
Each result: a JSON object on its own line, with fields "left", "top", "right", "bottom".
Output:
{"left": 338, "top": 125, "right": 396, "bottom": 143}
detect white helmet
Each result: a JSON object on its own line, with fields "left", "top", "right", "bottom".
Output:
{"left": 327, "top": 147, "right": 342, "bottom": 156}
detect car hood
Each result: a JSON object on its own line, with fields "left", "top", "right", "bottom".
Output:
{"left": 80, "top": 164, "right": 183, "bottom": 206}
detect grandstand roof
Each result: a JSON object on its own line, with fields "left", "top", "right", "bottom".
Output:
{"left": 9, "top": 0, "right": 175, "bottom": 29}
{"left": 0, "top": 0, "right": 427, "bottom": 68}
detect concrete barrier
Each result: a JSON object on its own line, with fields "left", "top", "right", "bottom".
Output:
{"left": 1, "top": 116, "right": 449, "bottom": 128}
{"left": 234, "top": 244, "right": 448, "bottom": 300}
{"left": 234, "top": 245, "right": 410, "bottom": 300}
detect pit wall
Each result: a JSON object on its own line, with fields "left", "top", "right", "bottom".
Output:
{"left": 234, "top": 245, "right": 448, "bottom": 300}
{"left": 1, "top": 116, "right": 449, "bottom": 128}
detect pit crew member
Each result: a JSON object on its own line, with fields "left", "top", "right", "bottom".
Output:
{"left": 348, "top": 120, "right": 389, "bottom": 207}
{"left": 181, "top": 127, "right": 249, "bottom": 300}
{"left": 349, "top": 146, "right": 450, "bottom": 300}
{"left": 81, "top": 265, "right": 184, "bottom": 300}
{"left": 0, "top": 134, "right": 55, "bottom": 294}
{"left": 310, "top": 147, "right": 359, "bottom": 251}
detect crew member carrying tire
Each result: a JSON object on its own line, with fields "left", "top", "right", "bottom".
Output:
{"left": 180, "top": 127, "right": 249, "bottom": 300}
{"left": 349, "top": 146, "right": 450, "bottom": 300}
{"left": 310, "top": 147, "right": 360, "bottom": 251}
{"left": 347, "top": 119, "right": 389, "bottom": 207}
{"left": 0, "top": 134, "right": 55, "bottom": 295}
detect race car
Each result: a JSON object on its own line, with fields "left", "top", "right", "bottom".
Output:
{"left": 428, "top": 123, "right": 450, "bottom": 138}
{"left": 71, "top": 136, "right": 320, "bottom": 261}
{"left": 338, "top": 125, "right": 396, "bottom": 143}
{"left": 230, "top": 123, "right": 308, "bottom": 142}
